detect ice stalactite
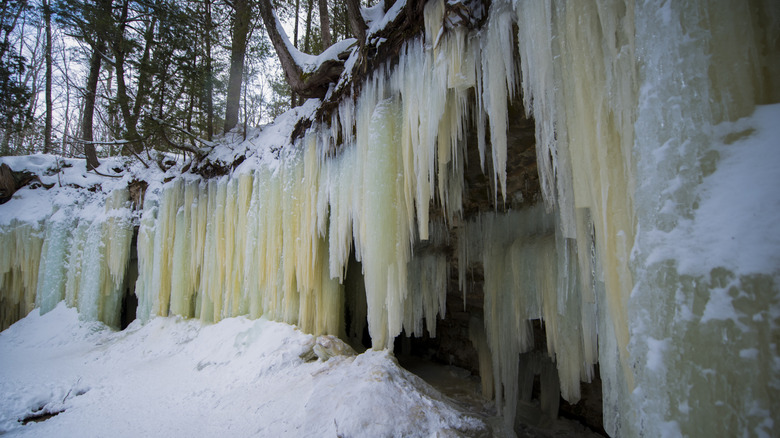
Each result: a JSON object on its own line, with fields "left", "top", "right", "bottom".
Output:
{"left": 135, "top": 161, "right": 347, "bottom": 338}
{"left": 54, "top": 189, "right": 133, "bottom": 328}
{"left": 457, "top": 205, "right": 599, "bottom": 428}
{"left": 69, "top": 189, "right": 134, "bottom": 327}
{"left": 511, "top": 1, "right": 638, "bottom": 433}
{"left": 36, "top": 214, "right": 74, "bottom": 314}
{"left": 135, "top": 113, "right": 450, "bottom": 346}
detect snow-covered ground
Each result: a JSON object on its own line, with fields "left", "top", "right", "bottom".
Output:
{"left": 0, "top": 303, "right": 486, "bottom": 437}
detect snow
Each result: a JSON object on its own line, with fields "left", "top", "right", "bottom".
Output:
{"left": 273, "top": 12, "right": 356, "bottom": 75}
{"left": 366, "top": 0, "right": 407, "bottom": 36}
{"left": 0, "top": 155, "right": 132, "bottom": 227}
{"left": 643, "top": 104, "right": 780, "bottom": 277}
{"left": 0, "top": 303, "right": 485, "bottom": 437}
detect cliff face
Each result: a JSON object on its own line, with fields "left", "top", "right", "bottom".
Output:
{"left": 2, "top": 0, "right": 779, "bottom": 436}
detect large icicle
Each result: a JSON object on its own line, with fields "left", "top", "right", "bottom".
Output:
{"left": 460, "top": 204, "right": 598, "bottom": 428}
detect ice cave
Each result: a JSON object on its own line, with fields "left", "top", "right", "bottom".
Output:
{"left": 1, "top": 0, "right": 778, "bottom": 436}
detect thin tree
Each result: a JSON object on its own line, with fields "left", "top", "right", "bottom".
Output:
{"left": 43, "top": 0, "right": 52, "bottom": 153}
{"left": 303, "top": 0, "right": 313, "bottom": 54}
{"left": 203, "top": 0, "right": 213, "bottom": 140}
{"left": 82, "top": 42, "right": 101, "bottom": 169}
{"left": 224, "top": 0, "right": 250, "bottom": 133}
{"left": 57, "top": 42, "right": 71, "bottom": 156}
{"left": 291, "top": 0, "right": 300, "bottom": 107}
{"left": 318, "top": 0, "right": 330, "bottom": 48}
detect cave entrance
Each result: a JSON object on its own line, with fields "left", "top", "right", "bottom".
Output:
{"left": 120, "top": 227, "right": 139, "bottom": 330}
{"left": 342, "top": 248, "right": 371, "bottom": 351}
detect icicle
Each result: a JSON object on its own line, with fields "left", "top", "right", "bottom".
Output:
{"left": 479, "top": 1, "right": 517, "bottom": 202}
{"left": 462, "top": 203, "right": 600, "bottom": 428}
{"left": 359, "top": 95, "right": 411, "bottom": 349}
{"left": 36, "top": 213, "right": 74, "bottom": 314}
{"left": 0, "top": 222, "right": 43, "bottom": 330}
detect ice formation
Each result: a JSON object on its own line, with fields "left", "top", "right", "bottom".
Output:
{"left": 0, "top": 222, "right": 42, "bottom": 330}
{"left": 1, "top": 0, "right": 778, "bottom": 436}
{"left": 1, "top": 187, "right": 134, "bottom": 330}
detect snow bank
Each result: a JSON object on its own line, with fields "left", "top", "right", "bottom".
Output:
{"left": 0, "top": 303, "right": 485, "bottom": 437}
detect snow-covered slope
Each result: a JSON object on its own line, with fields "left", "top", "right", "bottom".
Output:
{"left": 0, "top": 304, "right": 485, "bottom": 437}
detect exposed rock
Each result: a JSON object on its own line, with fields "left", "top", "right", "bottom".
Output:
{"left": 0, "top": 163, "right": 47, "bottom": 205}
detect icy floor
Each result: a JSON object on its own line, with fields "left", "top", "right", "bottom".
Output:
{"left": 0, "top": 304, "right": 486, "bottom": 437}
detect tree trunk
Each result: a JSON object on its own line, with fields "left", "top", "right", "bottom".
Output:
{"left": 204, "top": 0, "right": 214, "bottom": 141}
{"left": 291, "top": 0, "right": 301, "bottom": 107}
{"left": 111, "top": 0, "right": 156, "bottom": 155}
{"left": 82, "top": 44, "right": 101, "bottom": 170}
{"left": 344, "top": 0, "right": 366, "bottom": 45}
{"left": 43, "top": 0, "right": 52, "bottom": 154}
{"left": 131, "top": 14, "right": 157, "bottom": 126}
{"left": 294, "top": 0, "right": 300, "bottom": 48}
{"left": 60, "top": 45, "right": 71, "bottom": 156}
{"left": 257, "top": 0, "right": 345, "bottom": 99}
{"left": 318, "top": 0, "right": 331, "bottom": 48}
{"left": 224, "top": 0, "right": 251, "bottom": 133}
{"left": 304, "top": 0, "right": 313, "bottom": 54}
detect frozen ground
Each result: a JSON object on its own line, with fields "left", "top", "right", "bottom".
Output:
{"left": 0, "top": 304, "right": 486, "bottom": 437}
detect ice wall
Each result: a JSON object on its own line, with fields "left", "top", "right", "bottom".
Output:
{"left": 0, "top": 187, "right": 134, "bottom": 330}
{"left": 0, "top": 222, "right": 43, "bottom": 330}
{"left": 135, "top": 137, "right": 450, "bottom": 346}
{"left": 509, "top": 0, "right": 780, "bottom": 435}
{"left": 134, "top": 0, "right": 505, "bottom": 348}
{"left": 628, "top": 2, "right": 780, "bottom": 436}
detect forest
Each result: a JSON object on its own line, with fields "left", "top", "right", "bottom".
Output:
{"left": 0, "top": 0, "right": 371, "bottom": 164}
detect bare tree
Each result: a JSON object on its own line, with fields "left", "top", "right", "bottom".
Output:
{"left": 203, "top": 0, "right": 214, "bottom": 140}
{"left": 109, "top": 0, "right": 156, "bottom": 153}
{"left": 56, "top": 42, "right": 71, "bottom": 156}
{"left": 303, "top": 0, "right": 313, "bottom": 53}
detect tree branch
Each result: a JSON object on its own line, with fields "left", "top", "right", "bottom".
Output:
{"left": 256, "top": 0, "right": 347, "bottom": 99}
{"left": 151, "top": 116, "right": 214, "bottom": 148}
